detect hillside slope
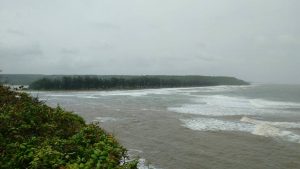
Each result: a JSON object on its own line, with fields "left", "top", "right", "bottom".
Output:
{"left": 0, "top": 85, "right": 137, "bottom": 169}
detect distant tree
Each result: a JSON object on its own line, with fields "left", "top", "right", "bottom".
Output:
{"left": 29, "top": 75, "right": 249, "bottom": 90}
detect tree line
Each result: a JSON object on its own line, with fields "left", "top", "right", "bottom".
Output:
{"left": 29, "top": 75, "right": 249, "bottom": 90}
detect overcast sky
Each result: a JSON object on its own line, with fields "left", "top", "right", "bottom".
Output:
{"left": 0, "top": 0, "right": 299, "bottom": 83}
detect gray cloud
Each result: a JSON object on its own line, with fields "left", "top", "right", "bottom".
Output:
{"left": 60, "top": 48, "right": 80, "bottom": 55}
{"left": 0, "top": 0, "right": 299, "bottom": 83}
{"left": 6, "top": 29, "right": 25, "bottom": 36}
{"left": 0, "top": 43, "right": 43, "bottom": 58}
{"left": 92, "top": 22, "right": 120, "bottom": 30}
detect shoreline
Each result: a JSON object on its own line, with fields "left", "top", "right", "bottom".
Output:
{"left": 24, "top": 84, "right": 250, "bottom": 92}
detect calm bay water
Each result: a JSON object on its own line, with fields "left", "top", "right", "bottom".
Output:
{"left": 29, "top": 84, "right": 300, "bottom": 169}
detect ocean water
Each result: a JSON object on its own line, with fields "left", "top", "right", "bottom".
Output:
{"left": 29, "top": 84, "right": 300, "bottom": 169}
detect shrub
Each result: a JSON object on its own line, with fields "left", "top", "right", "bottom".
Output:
{"left": 0, "top": 85, "right": 137, "bottom": 169}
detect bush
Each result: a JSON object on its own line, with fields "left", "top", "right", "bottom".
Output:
{"left": 0, "top": 85, "right": 137, "bottom": 169}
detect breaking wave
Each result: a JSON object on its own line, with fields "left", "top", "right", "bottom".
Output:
{"left": 181, "top": 118, "right": 254, "bottom": 132}
{"left": 241, "top": 116, "right": 300, "bottom": 143}
{"left": 240, "top": 116, "right": 300, "bottom": 129}
{"left": 168, "top": 95, "right": 300, "bottom": 116}
{"left": 181, "top": 116, "right": 300, "bottom": 144}
{"left": 35, "top": 85, "right": 256, "bottom": 99}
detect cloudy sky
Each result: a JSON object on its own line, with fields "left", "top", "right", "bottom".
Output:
{"left": 0, "top": 0, "right": 299, "bottom": 83}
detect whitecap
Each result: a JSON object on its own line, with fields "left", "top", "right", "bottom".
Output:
{"left": 46, "top": 94, "right": 76, "bottom": 97}
{"left": 76, "top": 95, "right": 99, "bottom": 99}
{"left": 181, "top": 116, "right": 300, "bottom": 144}
{"left": 137, "top": 158, "right": 162, "bottom": 169}
{"left": 252, "top": 124, "right": 300, "bottom": 144}
{"left": 181, "top": 118, "right": 254, "bottom": 132}
{"left": 168, "top": 95, "right": 300, "bottom": 116}
{"left": 94, "top": 117, "right": 117, "bottom": 123}
{"left": 240, "top": 116, "right": 300, "bottom": 143}
{"left": 168, "top": 104, "right": 255, "bottom": 116}
{"left": 241, "top": 116, "right": 300, "bottom": 129}
{"left": 250, "top": 99, "right": 300, "bottom": 109}
{"left": 92, "top": 88, "right": 175, "bottom": 97}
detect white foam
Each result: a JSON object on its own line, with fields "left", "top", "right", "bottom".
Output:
{"left": 181, "top": 118, "right": 254, "bottom": 132}
{"left": 94, "top": 117, "right": 117, "bottom": 123}
{"left": 98, "top": 91, "right": 150, "bottom": 97}
{"left": 88, "top": 88, "right": 175, "bottom": 97}
{"left": 31, "top": 85, "right": 258, "bottom": 99}
{"left": 35, "top": 85, "right": 255, "bottom": 98}
{"left": 168, "top": 95, "right": 300, "bottom": 116}
{"left": 77, "top": 95, "right": 99, "bottom": 99}
{"left": 241, "top": 117, "right": 300, "bottom": 129}
{"left": 46, "top": 94, "right": 76, "bottom": 97}
{"left": 179, "top": 85, "right": 255, "bottom": 94}
{"left": 202, "top": 95, "right": 253, "bottom": 108}
{"left": 199, "top": 95, "right": 300, "bottom": 109}
{"left": 42, "top": 90, "right": 163, "bottom": 98}
{"left": 252, "top": 124, "right": 300, "bottom": 143}
{"left": 125, "top": 149, "right": 162, "bottom": 169}
{"left": 250, "top": 99, "right": 300, "bottom": 109}
{"left": 239, "top": 116, "right": 300, "bottom": 143}
{"left": 181, "top": 116, "right": 300, "bottom": 144}
{"left": 168, "top": 104, "right": 255, "bottom": 116}
{"left": 137, "top": 158, "right": 162, "bottom": 169}
{"left": 168, "top": 95, "right": 256, "bottom": 116}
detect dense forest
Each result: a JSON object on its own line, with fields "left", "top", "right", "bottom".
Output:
{"left": 0, "top": 85, "right": 137, "bottom": 168}
{"left": 29, "top": 75, "right": 249, "bottom": 90}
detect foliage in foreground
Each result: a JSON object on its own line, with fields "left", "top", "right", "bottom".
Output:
{"left": 0, "top": 85, "right": 137, "bottom": 169}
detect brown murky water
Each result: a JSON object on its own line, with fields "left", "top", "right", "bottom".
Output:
{"left": 29, "top": 85, "right": 300, "bottom": 169}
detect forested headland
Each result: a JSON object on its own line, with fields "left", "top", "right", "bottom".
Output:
{"left": 29, "top": 75, "right": 249, "bottom": 90}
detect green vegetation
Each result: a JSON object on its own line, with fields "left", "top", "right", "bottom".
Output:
{"left": 0, "top": 85, "right": 137, "bottom": 169}
{"left": 29, "top": 75, "right": 249, "bottom": 90}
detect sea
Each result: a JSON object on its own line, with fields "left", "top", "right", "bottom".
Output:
{"left": 29, "top": 84, "right": 300, "bottom": 169}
